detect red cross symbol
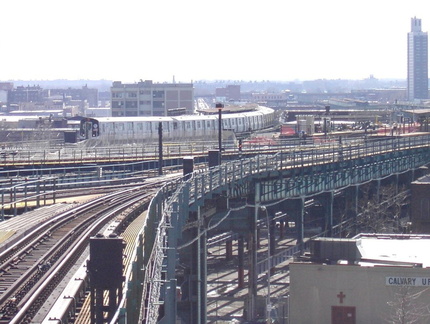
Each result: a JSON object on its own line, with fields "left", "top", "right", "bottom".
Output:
{"left": 337, "top": 291, "right": 346, "bottom": 304}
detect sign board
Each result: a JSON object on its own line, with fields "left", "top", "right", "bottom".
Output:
{"left": 386, "top": 277, "right": 430, "bottom": 286}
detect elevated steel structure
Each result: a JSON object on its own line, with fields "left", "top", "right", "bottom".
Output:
{"left": 117, "top": 136, "right": 430, "bottom": 323}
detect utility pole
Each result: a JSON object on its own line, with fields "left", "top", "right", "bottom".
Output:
{"left": 216, "top": 103, "right": 224, "bottom": 165}
{"left": 158, "top": 122, "right": 163, "bottom": 176}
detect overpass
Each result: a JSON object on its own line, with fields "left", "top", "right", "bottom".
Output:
{"left": 117, "top": 134, "right": 430, "bottom": 324}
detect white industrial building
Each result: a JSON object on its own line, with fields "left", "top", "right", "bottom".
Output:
{"left": 290, "top": 234, "right": 430, "bottom": 324}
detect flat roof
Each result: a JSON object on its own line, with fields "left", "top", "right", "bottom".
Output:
{"left": 403, "top": 109, "right": 430, "bottom": 115}
{"left": 312, "top": 234, "right": 430, "bottom": 267}
{"left": 355, "top": 234, "right": 430, "bottom": 267}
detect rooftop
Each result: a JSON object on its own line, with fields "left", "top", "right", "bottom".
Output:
{"left": 309, "top": 234, "right": 430, "bottom": 267}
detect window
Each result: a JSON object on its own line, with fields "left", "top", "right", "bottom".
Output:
{"left": 153, "top": 101, "right": 164, "bottom": 108}
{"left": 153, "top": 90, "right": 164, "bottom": 98}
{"left": 112, "top": 101, "right": 123, "bottom": 108}
{"left": 126, "top": 101, "right": 138, "bottom": 108}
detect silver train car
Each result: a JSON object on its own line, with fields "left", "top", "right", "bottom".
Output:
{"left": 80, "top": 105, "right": 275, "bottom": 141}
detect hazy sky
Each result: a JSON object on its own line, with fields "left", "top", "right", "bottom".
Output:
{"left": 1, "top": 0, "right": 429, "bottom": 83}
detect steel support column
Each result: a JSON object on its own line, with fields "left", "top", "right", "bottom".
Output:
{"left": 322, "top": 191, "right": 334, "bottom": 237}
{"left": 269, "top": 217, "right": 276, "bottom": 256}
{"left": 238, "top": 236, "right": 245, "bottom": 289}
{"left": 295, "top": 198, "right": 305, "bottom": 246}
{"left": 226, "top": 240, "right": 233, "bottom": 261}
{"left": 246, "top": 205, "right": 259, "bottom": 321}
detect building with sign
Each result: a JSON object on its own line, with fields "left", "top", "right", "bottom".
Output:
{"left": 290, "top": 234, "right": 430, "bottom": 324}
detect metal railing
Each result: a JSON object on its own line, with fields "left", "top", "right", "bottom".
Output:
{"left": 134, "top": 134, "right": 430, "bottom": 324}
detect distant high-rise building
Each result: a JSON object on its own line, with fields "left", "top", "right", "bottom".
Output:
{"left": 407, "top": 17, "right": 428, "bottom": 101}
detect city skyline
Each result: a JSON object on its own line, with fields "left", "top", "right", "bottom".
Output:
{"left": 0, "top": 0, "right": 429, "bottom": 83}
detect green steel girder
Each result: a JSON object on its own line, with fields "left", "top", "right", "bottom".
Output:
{"left": 135, "top": 136, "right": 430, "bottom": 324}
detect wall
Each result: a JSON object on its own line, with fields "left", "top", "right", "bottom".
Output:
{"left": 290, "top": 263, "right": 430, "bottom": 323}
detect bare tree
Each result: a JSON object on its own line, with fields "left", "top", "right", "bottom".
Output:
{"left": 386, "top": 286, "right": 430, "bottom": 324}
{"left": 354, "top": 183, "right": 409, "bottom": 234}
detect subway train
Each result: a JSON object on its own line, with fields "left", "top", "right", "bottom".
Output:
{"left": 77, "top": 105, "right": 276, "bottom": 141}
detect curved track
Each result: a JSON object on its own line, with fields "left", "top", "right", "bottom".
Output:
{"left": 0, "top": 175, "right": 179, "bottom": 324}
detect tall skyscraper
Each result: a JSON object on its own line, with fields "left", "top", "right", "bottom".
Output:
{"left": 407, "top": 17, "right": 428, "bottom": 101}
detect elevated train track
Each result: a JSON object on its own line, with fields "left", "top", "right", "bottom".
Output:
{"left": 0, "top": 133, "right": 430, "bottom": 323}
{"left": 0, "top": 175, "right": 179, "bottom": 324}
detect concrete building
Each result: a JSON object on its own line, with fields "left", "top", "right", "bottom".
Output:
{"left": 46, "top": 85, "right": 99, "bottom": 107}
{"left": 0, "top": 82, "right": 13, "bottom": 103}
{"left": 407, "top": 17, "right": 428, "bottom": 101}
{"left": 290, "top": 235, "right": 430, "bottom": 324}
{"left": 251, "top": 91, "right": 290, "bottom": 108}
{"left": 110, "top": 80, "right": 194, "bottom": 117}
{"left": 8, "top": 85, "right": 44, "bottom": 105}
{"left": 215, "top": 84, "right": 241, "bottom": 102}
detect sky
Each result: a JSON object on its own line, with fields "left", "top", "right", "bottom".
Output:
{"left": 0, "top": 0, "right": 429, "bottom": 83}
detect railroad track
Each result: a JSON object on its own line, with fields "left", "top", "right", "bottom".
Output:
{"left": 0, "top": 175, "right": 177, "bottom": 324}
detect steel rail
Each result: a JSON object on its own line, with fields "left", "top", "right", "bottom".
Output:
{"left": 0, "top": 184, "right": 157, "bottom": 323}
{"left": 8, "top": 188, "right": 154, "bottom": 324}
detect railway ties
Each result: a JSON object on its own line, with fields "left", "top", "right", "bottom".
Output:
{"left": 0, "top": 178, "right": 169, "bottom": 324}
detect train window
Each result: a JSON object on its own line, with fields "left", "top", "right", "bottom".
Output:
{"left": 207, "top": 121, "right": 211, "bottom": 128}
{"left": 197, "top": 121, "right": 201, "bottom": 128}
{"left": 186, "top": 122, "right": 190, "bottom": 129}
{"left": 173, "top": 122, "right": 178, "bottom": 130}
